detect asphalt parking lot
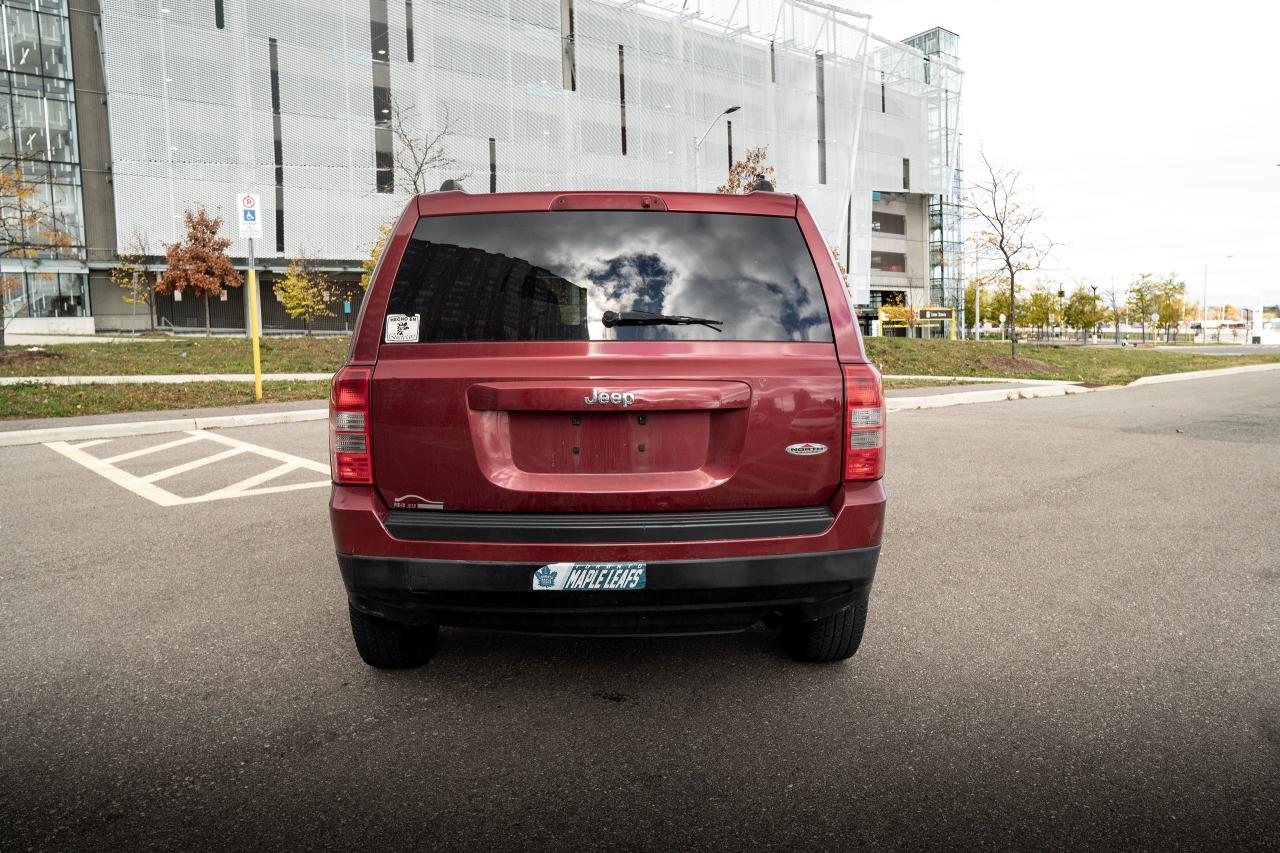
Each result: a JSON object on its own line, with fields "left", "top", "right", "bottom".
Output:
{"left": 2, "top": 372, "right": 1277, "bottom": 850}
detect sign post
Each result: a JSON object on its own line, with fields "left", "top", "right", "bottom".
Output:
{"left": 238, "top": 193, "right": 263, "bottom": 401}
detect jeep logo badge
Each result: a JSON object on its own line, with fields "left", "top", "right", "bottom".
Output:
{"left": 785, "top": 442, "right": 828, "bottom": 456}
{"left": 584, "top": 388, "right": 636, "bottom": 407}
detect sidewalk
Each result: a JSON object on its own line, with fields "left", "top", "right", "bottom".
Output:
{"left": 0, "top": 398, "right": 328, "bottom": 433}
{"left": 0, "top": 398, "right": 328, "bottom": 447}
{"left": 885, "top": 382, "right": 1041, "bottom": 399}
{"left": 4, "top": 333, "right": 145, "bottom": 345}
{"left": 0, "top": 372, "right": 332, "bottom": 386}
{"left": 887, "top": 382, "right": 1092, "bottom": 412}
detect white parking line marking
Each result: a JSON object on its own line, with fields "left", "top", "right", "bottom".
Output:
{"left": 140, "top": 447, "right": 245, "bottom": 483}
{"left": 45, "top": 430, "right": 330, "bottom": 506}
{"left": 184, "top": 479, "right": 329, "bottom": 504}
{"left": 197, "top": 429, "right": 329, "bottom": 473}
{"left": 101, "top": 434, "right": 203, "bottom": 465}
{"left": 217, "top": 461, "right": 298, "bottom": 493}
{"left": 45, "top": 440, "right": 185, "bottom": 507}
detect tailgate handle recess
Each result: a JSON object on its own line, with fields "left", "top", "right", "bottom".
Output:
{"left": 467, "top": 381, "right": 750, "bottom": 411}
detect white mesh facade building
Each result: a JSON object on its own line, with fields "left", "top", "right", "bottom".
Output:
{"left": 28, "top": 0, "right": 962, "bottom": 332}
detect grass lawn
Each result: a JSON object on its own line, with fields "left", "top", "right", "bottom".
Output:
{"left": 864, "top": 338, "right": 1280, "bottom": 385}
{"left": 0, "top": 336, "right": 349, "bottom": 377}
{"left": 0, "top": 380, "right": 331, "bottom": 420}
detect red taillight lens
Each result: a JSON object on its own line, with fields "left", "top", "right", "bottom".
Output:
{"left": 330, "top": 366, "right": 372, "bottom": 485}
{"left": 333, "top": 369, "right": 369, "bottom": 409}
{"left": 843, "top": 363, "right": 884, "bottom": 481}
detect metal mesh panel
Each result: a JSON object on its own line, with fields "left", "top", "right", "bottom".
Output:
{"left": 99, "top": 0, "right": 961, "bottom": 306}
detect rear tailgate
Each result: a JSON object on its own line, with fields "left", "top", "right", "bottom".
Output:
{"left": 371, "top": 342, "right": 841, "bottom": 513}
{"left": 367, "top": 201, "right": 846, "bottom": 516}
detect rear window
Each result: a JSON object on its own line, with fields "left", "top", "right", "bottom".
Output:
{"left": 384, "top": 210, "right": 833, "bottom": 342}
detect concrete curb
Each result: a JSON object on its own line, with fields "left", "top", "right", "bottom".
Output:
{"left": 888, "top": 361, "right": 1280, "bottom": 413}
{"left": 1127, "top": 362, "right": 1280, "bottom": 386}
{"left": 0, "top": 408, "right": 328, "bottom": 448}
{"left": 882, "top": 374, "right": 1074, "bottom": 386}
{"left": 0, "top": 372, "right": 333, "bottom": 386}
{"left": 887, "top": 383, "right": 1092, "bottom": 412}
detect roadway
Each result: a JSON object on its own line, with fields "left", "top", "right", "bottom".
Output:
{"left": 2, "top": 371, "right": 1277, "bottom": 850}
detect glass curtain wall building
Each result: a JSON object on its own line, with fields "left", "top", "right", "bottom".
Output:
{"left": 903, "top": 27, "right": 963, "bottom": 320}
{"left": 0, "top": 0, "right": 89, "bottom": 328}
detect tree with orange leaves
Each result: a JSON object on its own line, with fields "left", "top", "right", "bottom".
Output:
{"left": 716, "top": 147, "right": 776, "bottom": 194}
{"left": 157, "top": 206, "right": 241, "bottom": 336}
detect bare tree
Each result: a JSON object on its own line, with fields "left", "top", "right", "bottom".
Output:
{"left": 389, "top": 103, "right": 469, "bottom": 195}
{"left": 1103, "top": 286, "right": 1125, "bottom": 345}
{"left": 965, "top": 151, "right": 1054, "bottom": 359}
{"left": 110, "top": 228, "right": 158, "bottom": 333}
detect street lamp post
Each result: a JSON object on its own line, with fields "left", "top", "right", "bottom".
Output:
{"left": 974, "top": 284, "right": 981, "bottom": 341}
{"left": 692, "top": 105, "right": 740, "bottom": 191}
{"left": 1089, "top": 284, "right": 1098, "bottom": 343}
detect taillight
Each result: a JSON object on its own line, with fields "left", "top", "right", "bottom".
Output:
{"left": 843, "top": 363, "right": 884, "bottom": 481}
{"left": 330, "top": 366, "right": 372, "bottom": 485}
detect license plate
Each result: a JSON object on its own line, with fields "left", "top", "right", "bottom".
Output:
{"left": 532, "top": 562, "right": 647, "bottom": 591}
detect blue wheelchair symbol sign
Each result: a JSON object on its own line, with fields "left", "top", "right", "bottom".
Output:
{"left": 243, "top": 209, "right": 257, "bottom": 222}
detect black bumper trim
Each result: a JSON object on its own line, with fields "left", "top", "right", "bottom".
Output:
{"left": 340, "top": 545, "right": 876, "bottom": 592}
{"left": 338, "top": 546, "right": 878, "bottom": 635}
{"left": 383, "top": 505, "right": 834, "bottom": 543}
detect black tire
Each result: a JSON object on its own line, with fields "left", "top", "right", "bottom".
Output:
{"left": 348, "top": 604, "right": 438, "bottom": 669}
{"left": 782, "top": 597, "right": 868, "bottom": 663}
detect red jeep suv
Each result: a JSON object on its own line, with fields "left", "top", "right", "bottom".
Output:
{"left": 329, "top": 184, "right": 886, "bottom": 668}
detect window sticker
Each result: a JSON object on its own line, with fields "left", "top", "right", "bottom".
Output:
{"left": 385, "top": 313, "right": 420, "bottom": 343}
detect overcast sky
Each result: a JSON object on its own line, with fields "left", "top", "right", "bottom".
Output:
{"left": 854, "top": 0, "right": 1278, "bottom": 308}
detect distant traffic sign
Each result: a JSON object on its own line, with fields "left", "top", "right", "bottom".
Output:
{"left": 238, "top": 192, "right": 262, "bottom": 240}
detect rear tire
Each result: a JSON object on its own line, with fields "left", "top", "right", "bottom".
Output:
{"left": 782, "top": 597, "right": 868, "bottom": 663}
{"left": 348, "top": 604, "right": 438, "bottom": 669}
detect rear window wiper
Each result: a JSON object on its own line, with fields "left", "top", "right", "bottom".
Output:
{"left": 602, "top": 310, "right": 724, "bottom": 333}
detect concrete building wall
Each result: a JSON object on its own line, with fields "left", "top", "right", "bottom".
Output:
{"left": 68, "top": 0, "right": 117, "bottom": 266}
{"left": 89, "top": 270, "right": 157, "bottom": 332}
{"left": 870, "top": 192, "right": 929, "bottom": 307}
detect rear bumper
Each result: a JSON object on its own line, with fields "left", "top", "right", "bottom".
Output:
{"left": 331, "top": 481, "right": 885, "bottom": 564}
{"left": 340, "top": 546, "right": 878, "bottom": 636}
